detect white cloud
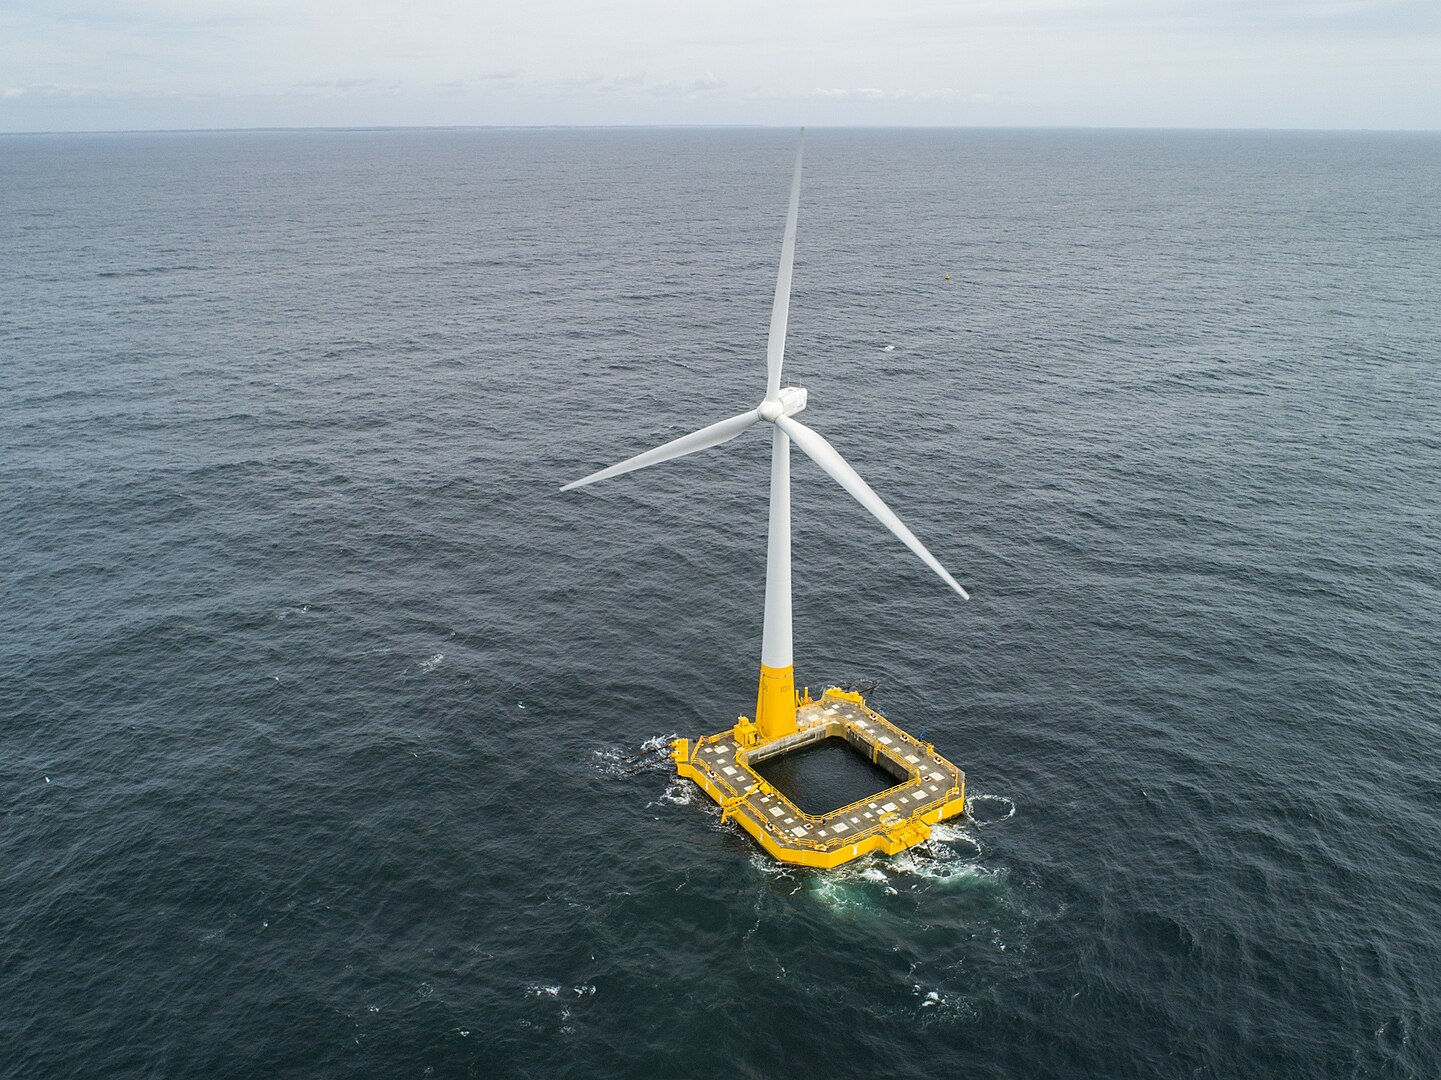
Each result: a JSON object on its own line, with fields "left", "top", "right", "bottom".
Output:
{"left": 2, "top": 83, "right": 113, "bottom": 101}
{"left": 810, "top": 87, "right": 968, "bottom": 104}
{"left": 293, "top": 78, "right": 397, "bottom": 95}
{"left": 0, "top": 0, "right": 1437, "bottom": 129}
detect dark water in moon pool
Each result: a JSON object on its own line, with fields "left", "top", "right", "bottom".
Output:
{"left": 752, "top": 737, "right": 903, "bottom": 816}
{"left": 2, "top": 127, "right": 1440, "bottom": 1078}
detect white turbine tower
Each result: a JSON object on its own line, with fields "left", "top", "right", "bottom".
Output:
{"left": 562, "top": 132, "right": 968, "bottom": 744}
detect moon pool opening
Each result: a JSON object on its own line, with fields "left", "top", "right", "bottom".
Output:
{"left": 751, "top": 736, "right": 906, "bottom": 816}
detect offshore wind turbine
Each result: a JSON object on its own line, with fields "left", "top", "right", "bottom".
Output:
{"left": 563, "top": 133, "right": 972, "bottom": 866}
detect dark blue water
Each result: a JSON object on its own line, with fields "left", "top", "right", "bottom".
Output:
{"left": 3, "top": 127, "right": 1439, "bottom": 1078}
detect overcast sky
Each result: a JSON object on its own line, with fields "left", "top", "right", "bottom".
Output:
{"left": 3, "top": 0, "right": 1438, "bottom": 132}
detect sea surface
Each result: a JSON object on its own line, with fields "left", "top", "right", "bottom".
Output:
{"left": 2, "top": 126, "right": 1439, "bottom": 1078}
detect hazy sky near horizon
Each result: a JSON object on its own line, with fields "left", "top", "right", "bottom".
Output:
{"left": 3, "top": 0, "right": 1438, "bottom": 132}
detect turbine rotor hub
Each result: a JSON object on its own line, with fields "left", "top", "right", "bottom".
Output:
{"left": 759, "top": 385, "right": 808, "bottom": 423}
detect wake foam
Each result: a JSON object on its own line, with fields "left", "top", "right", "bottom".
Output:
{"left": 912, "top": 983, "right": 976, "bottom": 1021}
{"left": 763, "top": 813, "right": 1002, "bottom": 913}
{"left": 965, "top": 792, "right": 1016, "bottom": 826}
{"left": 592, "top": 733, "right": 678, "bottom": 780}
{"left": 648, "top": 778, "right": 694, "bottom": 807}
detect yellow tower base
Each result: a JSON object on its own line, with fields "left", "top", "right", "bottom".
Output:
{"left": 754, "top": 663, "right": 797, "bottom": 741}
{"left": 673, "top": 687, "right": 965, "bottom": 868}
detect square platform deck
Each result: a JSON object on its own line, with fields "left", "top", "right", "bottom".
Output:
{"left": 673, "top": 688, "right": 966, "bottom": 867}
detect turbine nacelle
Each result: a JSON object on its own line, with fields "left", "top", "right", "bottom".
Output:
{"left": 759, "top": 385, "right": 807, "bottom": 423}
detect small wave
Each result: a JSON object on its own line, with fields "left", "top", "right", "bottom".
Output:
{"left": 524, "top": 981, "right": 595, "bottom": 1038}
{"left": 888, "top": 848, "right": 990, "bottom": 887}
{"left": 912, "top": 984, "right": 975, "bottom": 1022}
{"left": 792, "top": 821, "right": 993, "bottom": 910}
{"left": 594, "top": 734, "right": 678, "bottom": 779}
{"left": 96, "top": 264, "right": 203, "bottom": 278}
{"left": 808, "top": 872, "right": 874, "bottom": 914}
{"left": 966, "top": 792, "right": 1016, "bottom": 826}
{"left": 928, "top": 821, "right": 984, "bottom": 858}
{"left": 590, "top": 747, "right": 627, "bottom": 778}
{"left": 647, "top": 778, "right": 693, "bottom": 807}
{"left": 417, "top": 653, "right": 444, "bottom": 674}
{"left": 748, "top": 851, "right": 803, "bottom": 888}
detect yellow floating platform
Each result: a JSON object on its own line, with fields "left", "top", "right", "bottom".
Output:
{"left": 672, "top": 687, "right": 965, "bottom": 868}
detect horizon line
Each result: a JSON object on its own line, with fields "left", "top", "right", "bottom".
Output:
{"left": 3, "top": 121, "right": 1440, "bottom": 137}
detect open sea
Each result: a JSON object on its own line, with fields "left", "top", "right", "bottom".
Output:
{"left": 2, "top": 126, "right": 1439, "bottom": 1078}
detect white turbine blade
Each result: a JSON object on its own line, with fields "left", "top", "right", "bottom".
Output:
{"left": 775, "top": 415, "right": 970, "bottom": 599}
{"left": 561, "top": 409, "right": 760, "bottom": 492}
{"left": 765, "top": 131, "right": 805, "bottom": 399}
